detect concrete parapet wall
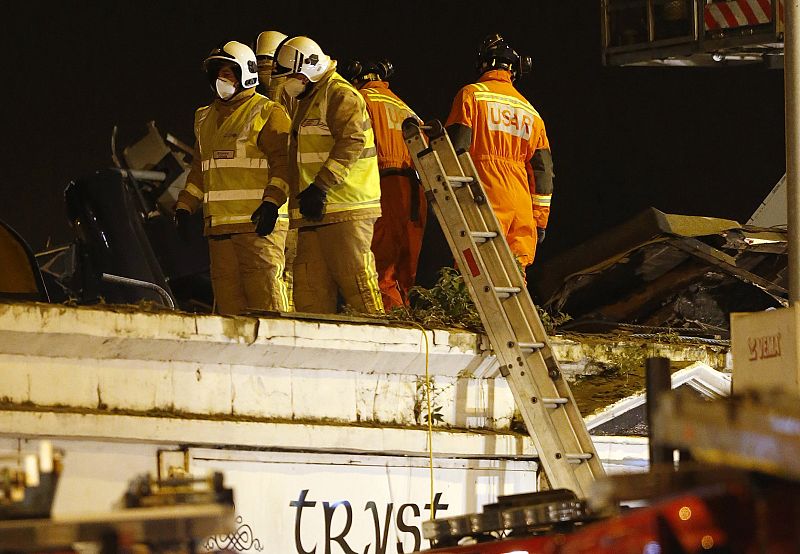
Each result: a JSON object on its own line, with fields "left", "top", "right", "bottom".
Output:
{"left": 0, "top": 303, "right": 728, "bottom": 455}
{"left": 0, "top": 303, "right": 517, "bottom": 436}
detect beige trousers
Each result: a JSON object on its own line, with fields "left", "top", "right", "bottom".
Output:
{"left": 293, "top": 218, "right": 384, "bottom": 315}
{"left": 208, "top": 222, "right": 290, "bottom": 315}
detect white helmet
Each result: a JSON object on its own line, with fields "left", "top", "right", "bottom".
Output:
{"left": 203, "top": 41, "right": 259, "bottom": 88}
{"left": 274, "top": 36, "right": 331, "bottom": 83}
{"left": 256, "top": 31, "right": 287, "bottom": 59}
{"left": 255, "top": 31, "right": 287, "bottom": 90}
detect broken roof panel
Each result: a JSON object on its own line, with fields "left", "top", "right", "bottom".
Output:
{"left": 531, "top": 208, "right": 786, "bottom": 337}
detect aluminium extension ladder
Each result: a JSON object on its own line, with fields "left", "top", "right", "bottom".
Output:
{"left": 402, "top": 119, "right": 605, "bottom": 498}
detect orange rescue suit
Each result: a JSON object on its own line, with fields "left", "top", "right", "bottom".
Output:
{"left": 359, "top": 80, "right": 426, "bottom": 309}
{"left": 445, "top": 70, "right": 553, "bottom": 267}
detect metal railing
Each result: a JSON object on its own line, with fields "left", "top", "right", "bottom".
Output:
{"left": 601, "top": 0, "right": 782, "bottom": 65}
{"left": 100, "top": 272, "right": 176, "bottom": 309}
{"left": 602, "top": 0, "right": 699, "bottom": 50}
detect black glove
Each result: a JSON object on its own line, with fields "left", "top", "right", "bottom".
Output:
{"left": 251, "top": 201, "right": 280, "bottom": 236}
{"left": 174, "top": 208, "right": 193, "bottom": 242}
{"left": 297, "top": 183, "right": 327, "bottom": 222}
{"left": 536, "top": 227, "right": 546, "bottom": 246}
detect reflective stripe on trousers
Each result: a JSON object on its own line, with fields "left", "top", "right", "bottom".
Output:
{"left": 292, "top": 219, "right": 383, "bottom": 315}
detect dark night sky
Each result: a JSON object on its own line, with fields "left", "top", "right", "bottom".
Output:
{"left": 1, "top": 2, "right": 787, "bottom": 262}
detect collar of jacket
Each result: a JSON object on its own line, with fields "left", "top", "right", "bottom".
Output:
{"left": 213, "top": 86, "right": 257, "bottom": 110}
{"left": 478, "top": 69, "right": 513, "bottom": 84}
{"left": 360, "top": 80, "right": 389, "bottom": 91}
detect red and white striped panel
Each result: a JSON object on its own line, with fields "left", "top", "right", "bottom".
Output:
{"left": 704, "top": 0, "right": 773, "bottom": 30}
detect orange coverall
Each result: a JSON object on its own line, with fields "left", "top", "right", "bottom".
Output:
{"left": 359, "top": 80, "right": 426, "bottom": 309}
{"left": 445, "top": 69, "right": 554, "bottom": 267}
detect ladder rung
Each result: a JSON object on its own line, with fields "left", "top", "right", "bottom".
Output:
{"left": 470, "top": 231, "right": 497, "bottom": 243}
{"left": 518, "top": 342, "right": 545, "bottom": 352}
{"left": 541, "top": 398, "right": 568, "bottom": 408}
{"left": 565, "top": 453, "right": 593, "bottom": 464}
{"left": 493, "top": 287, "right": 521, "bottom": 298}
{"left": 405, "top": 119, "right": 603, "bottom": 494}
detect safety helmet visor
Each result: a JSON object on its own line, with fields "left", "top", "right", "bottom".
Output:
{"left": 204, "top": 58, "right": 240, "bottom": 86}
{"left": 272, "top": 59, "right": 293, "bottom": 78}
{"left": 273, "top": 36, "right": 331, "bottom": 83}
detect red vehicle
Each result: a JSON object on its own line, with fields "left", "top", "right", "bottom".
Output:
{"left": 423, "top": 469, "right": 800, "bottom": 553}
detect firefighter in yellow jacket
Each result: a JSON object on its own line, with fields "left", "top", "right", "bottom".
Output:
{"left": 255, "top": 30, "right": 293, "bottom": 112}
{"left": 255, "top": 30, "right": 297, "bottom": 310}
{"left": 175, "top": 41, "right": 292, "bottom": 315}
{"left": 266, "top": 36, "right": 383, "bottom": 315}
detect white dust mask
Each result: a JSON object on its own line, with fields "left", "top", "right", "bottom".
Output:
{"left": 284, "top": 77, "right": 308, "bottom": 98}
{"left": 215, "top": 78, "right": 237, "bottom": 100}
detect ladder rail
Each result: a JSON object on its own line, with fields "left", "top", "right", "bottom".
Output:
{"left": 428, "top": 133, "right": 543, "bottom": 354}
{"left": 404, "top": 119, "right": 605, "bottom": 497}
{"left": 414, "top": 131, "right": 596, "bottom": 493}
{"left": 454, "top": 148, "right": 603, "bottom": 487}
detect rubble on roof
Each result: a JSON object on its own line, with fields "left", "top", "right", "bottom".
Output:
{"left": 531, "top": 208, "right": 786, "bottom": 339}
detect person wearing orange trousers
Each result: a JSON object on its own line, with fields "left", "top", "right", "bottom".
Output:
{"left": 347, "top": 60, "right": 426, "bottom": 309}
{"left": 445, "top": 34, "right": 554, "bottom": 269}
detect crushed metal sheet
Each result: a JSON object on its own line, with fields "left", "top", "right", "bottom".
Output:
{"left": 531, "top": 208, "right": 787, "bottom": 337}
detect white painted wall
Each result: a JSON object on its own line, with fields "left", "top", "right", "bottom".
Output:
{"left": 0, "top": 438, "right": 536, "bottom": 554}
{"left": 0, "top": 302, "right": 721, "bottom": 553}
{"left": 193, "top": 449, "right": 537, "bottom": 554}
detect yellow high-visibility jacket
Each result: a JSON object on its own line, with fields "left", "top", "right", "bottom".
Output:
{"left": 271, "top": 65, "right": 381, "bottom": 228}
{"left": 177, "top": 88, "right": 291, "bottom": 235}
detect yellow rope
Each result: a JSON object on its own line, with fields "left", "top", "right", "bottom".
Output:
{"left": 410, "top": 322, "right": 435, "bottom": 520}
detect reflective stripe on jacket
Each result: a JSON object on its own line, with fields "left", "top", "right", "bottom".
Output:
{"left": 359, "top": 81, "right": 419, "bottom": 170}
{"left": 289, "top": 68, "right": 381, "bottom": 227}
{"left": 445, "top": 70, "right": 554, "bottom": 229}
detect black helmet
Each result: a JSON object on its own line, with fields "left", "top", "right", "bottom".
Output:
{"left": 476, "top": 33, "right": 532, "bottom": 80}
{"left": 341, "top": 59, "right": 394, "bottom": 84}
